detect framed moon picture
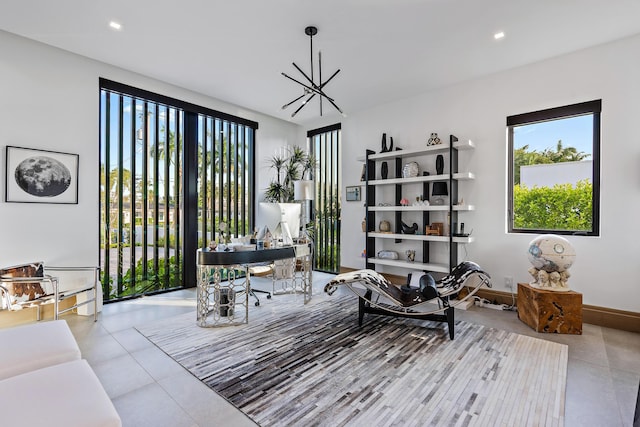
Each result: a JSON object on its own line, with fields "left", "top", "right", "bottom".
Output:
{"left": 5, "top": 146, "right": 79, "bottom": 204}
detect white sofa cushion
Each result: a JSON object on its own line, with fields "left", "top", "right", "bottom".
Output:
{"left": 0, "top": 359, "right": 121, "bottom": 427}
{"left": 0, "top": 319, "right": 81, "bottom": 380}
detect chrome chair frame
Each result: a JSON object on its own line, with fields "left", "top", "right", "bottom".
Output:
{"left": 0, "top": 266, "right": 99, "bottom": 321}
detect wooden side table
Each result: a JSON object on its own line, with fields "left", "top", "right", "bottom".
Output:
{"left": 517, "top": 282, "right": 582, "bottom": 334}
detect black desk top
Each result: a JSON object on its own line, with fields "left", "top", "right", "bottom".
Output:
{"left": 197, "top": 246, "right": 298, "bottom": 266}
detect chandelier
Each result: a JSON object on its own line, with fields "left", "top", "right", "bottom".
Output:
{"left": 281, "top": 26, "right": 344, "bottom": 118}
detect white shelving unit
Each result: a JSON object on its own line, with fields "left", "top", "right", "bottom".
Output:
{"left": 364, "top": 135, "right": 475, "bottom": 274}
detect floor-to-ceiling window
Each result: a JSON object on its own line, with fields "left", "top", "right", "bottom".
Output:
{"left": 197, "top": 115, "right": 254, "bottom": 247}
{"left": 99, "top": 79, "right": 257, "bottom": 302}
{"left": 309, "top": 124, "right": 341, "bottom": 273}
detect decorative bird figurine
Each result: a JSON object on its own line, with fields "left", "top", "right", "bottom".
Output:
{"left": 401, "top": 221, "right": 418, "bottom": 234}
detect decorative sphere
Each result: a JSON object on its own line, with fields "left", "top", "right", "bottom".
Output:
{"left": 527, "top": 234, "right": 575, "bottom": 273}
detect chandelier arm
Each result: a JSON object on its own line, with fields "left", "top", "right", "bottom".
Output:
{"left": 320, "top": 69, "right": 341, "bottom": 88}
{"left": 282, "top": 72, "right": 335, "bottom": 102}
{"left": 319, "top": 51, "right": 323, "bottom": 116}
{"left": 282, "top": 93, "right": 307, "bottom": 110}
{"left": 291, "top": 93, "right": 316, "bottom": 118}
{"left": 324, "top": 96, "right": 344, "bottom": 115}
{"left": 317, "top": 69, "right": 343, "bottom": 115}
{"left": 291, "top": 62, "right": 334, "bottom": 100}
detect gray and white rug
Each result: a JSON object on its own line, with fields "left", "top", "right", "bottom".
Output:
{"left": 137, "top": 294, "right": 567, "bottom": 426}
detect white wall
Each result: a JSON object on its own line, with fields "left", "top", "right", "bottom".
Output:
{"left": 0, "top": 30, "right": 300, "bottom": 270}
{"left": 521, "top": 160, "right": 592, "bottom": 188}
{"left": 341, "top": 33, "right": 640, "bottom": 312}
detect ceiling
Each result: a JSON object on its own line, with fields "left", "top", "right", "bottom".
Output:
{"left": 2, "top": 0, "right": 640, "bottom": 125}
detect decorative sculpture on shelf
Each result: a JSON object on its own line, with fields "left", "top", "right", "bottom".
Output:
{"left": 380, "top": 133, "right": 396, "bottom": 153}
{"left": 381, "top": 161, "right": 388, "bottom": 179}
{"left": 402, "top": 162, "right": 419, "bottom": 178}
{"left": 527, "top": 234, "right": 575, "bottom": 291}
{"left": 377, "top": 250, "right": 399, "bottom": 260}
{"left": 405, "top": 250, "right": 416, "bottom": 262}
{"left": 401, "top": 221, "right": 418, "bottom": 234}
{"left": 427, "top": 133, "right": 441, "bottom": 146}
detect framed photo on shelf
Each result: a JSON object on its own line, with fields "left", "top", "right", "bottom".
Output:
{"left": 345, "top": 186, "right": 361, "bottom": 201}
{"left": 5, "top": 146, "right": 79, "bottom": 204}
{"left": 360, "top": 164, "right": 366, "bottom": 181}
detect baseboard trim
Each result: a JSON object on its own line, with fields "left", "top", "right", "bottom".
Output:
{"left": 338, "top": 266, "right": 640, "bottom": 333}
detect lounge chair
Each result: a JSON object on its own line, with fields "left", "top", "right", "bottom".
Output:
{"left": 324, "top": 261, "right": 492, "bottom": 339}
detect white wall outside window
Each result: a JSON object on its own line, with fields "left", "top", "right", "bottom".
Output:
{"left": 520, "top": 160, "right": 592, "bottom": 188}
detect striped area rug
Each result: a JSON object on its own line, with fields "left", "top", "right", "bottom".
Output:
{"left": 137, "top": 294, "right": 567, "bottom": 426}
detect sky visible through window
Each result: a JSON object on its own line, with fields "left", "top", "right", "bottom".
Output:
{"left": 513, "top": 114, "right": 593, "bottom": 155}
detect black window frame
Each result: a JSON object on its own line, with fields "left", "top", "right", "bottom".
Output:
{"left": 99, "top": 78, "right": 258, "bottom": 301}
{"left": 308, "top": 123, "right": 341, "bottom": 273}
{"left": 507, "top": 99, "right": 601, "bottom": 236}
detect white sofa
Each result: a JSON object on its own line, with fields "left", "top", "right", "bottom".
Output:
{"left": 0, "top": 320, "right": 121, "bottom": 427}
{"left": 0, "top": 319, "right": 81, "bottom": 380}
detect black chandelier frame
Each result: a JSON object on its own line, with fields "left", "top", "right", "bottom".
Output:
{"left": 281, "top": 26, "right": 343, "bottom": 118}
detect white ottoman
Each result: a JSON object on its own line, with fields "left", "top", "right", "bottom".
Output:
{"left": 0, "top": 320, "right": 81, "bottom": 380}
{"left": 0, "top": 359, "right": 121, "bottom": 427}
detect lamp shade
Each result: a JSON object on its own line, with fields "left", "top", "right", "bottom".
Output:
{"left": 294, "top": 180, "right": 314, "bottom": 201}
{"left": 432, "top": 182, "right": 448, "bottom": 196}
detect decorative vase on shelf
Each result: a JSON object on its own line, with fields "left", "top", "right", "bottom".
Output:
{"left": 381, "top": 162, "right": 388, "bottom": 179}
{"left": 436, "top": 155, "right": 444, "bottom": 175}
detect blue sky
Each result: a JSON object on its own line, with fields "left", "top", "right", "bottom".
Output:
{"left": 513, "top": 114, "right": 593, "bottom": 155}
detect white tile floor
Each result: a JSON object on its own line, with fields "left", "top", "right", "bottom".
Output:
{"left": 64, "top": 272, "right": 640, "bottom": 427}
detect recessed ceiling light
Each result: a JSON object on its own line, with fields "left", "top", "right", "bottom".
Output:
{"left": 494, "top": 31, "right": 505, "bottom": 40}
{"left": 109, "top": 21, "right": 122, "bottom": 31}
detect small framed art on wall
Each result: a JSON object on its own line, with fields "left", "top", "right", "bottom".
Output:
{"left": 346, "top": 186, "right": 361, "bottom": 201}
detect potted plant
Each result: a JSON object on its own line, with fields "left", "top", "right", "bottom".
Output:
{"left": 264, "top": 146, "right": 316, "bottom": 203}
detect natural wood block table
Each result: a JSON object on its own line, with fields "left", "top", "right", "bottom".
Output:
{"left": 517, "top": 282, "right": 582, "bottom": 334}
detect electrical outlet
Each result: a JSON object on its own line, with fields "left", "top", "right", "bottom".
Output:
{"left": 504, "top": 276, "right": 513, "bottom": 290}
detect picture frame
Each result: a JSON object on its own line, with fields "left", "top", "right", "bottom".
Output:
{"left": 5, "top": 146, "right": 79, "bottom": 204}
{"left": 346, "top": 185, "right": 361, "bottom": 202}
{"left": 360, "top": 164, "right": 366, "bottom": 181}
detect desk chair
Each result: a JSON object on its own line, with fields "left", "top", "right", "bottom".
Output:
{"left": 247, "top": 264, "right": 273, "bottom": 306}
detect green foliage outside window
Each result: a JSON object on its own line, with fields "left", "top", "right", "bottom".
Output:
{"left": 513, "top": 180, "right": 592, "bottom": 231}
{"left": 119, "top": 255, "right": 182, "bottom": 298}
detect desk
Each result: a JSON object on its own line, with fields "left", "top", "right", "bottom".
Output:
{"left": 271, "top": 243, "right": 312, "bottom": 300}
{"left": 196, "top": 245, "right": 312, "bottom": 327}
